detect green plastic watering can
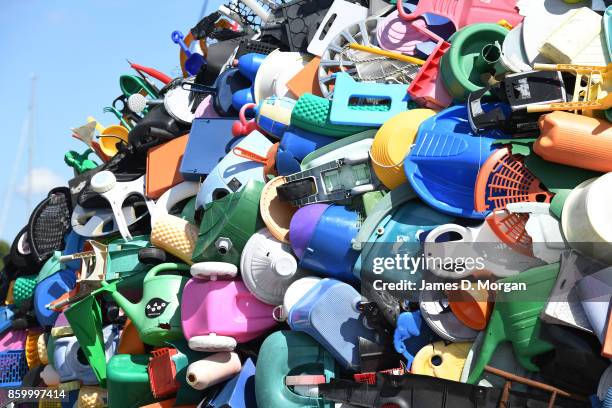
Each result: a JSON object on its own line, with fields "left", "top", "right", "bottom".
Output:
{"left": 103, "top": 262, "right": 190, "bottom": 346}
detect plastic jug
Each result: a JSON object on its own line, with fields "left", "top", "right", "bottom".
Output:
{"left": 107, "top": 354, "right": 157, "bottom": 408}
{"left": 240, "top": 228, "right": 304, "bottom": 305}
{"left": 288, "top": 278, "right": 380, "bottom": 371}
{"left": 467, "top": 263, "right": 560, "bottom": 384}
{"left": 53, "top": 325, "right": 119, "bottom": 385}
{"left": 255, "top": 330, "right": 337, "bottom": 408}
{"left": 34, "top": 268, "right": 77, "bottom": 327}
{"left": 105, "top": 263, "right": 190, "bottom": 346}
{"left": 535, "top": 111, "right": 612, "bottom": 173}
{"left": 181, "top": 272, "right": 276, "bottom": 352}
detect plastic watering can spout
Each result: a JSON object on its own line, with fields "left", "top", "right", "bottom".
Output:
{"left": 100, "top": 280, "right": 139, "bottom": 328}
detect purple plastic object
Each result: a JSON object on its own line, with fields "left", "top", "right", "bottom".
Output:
{"left": 289, "top": 204, "right": 329, "bottom": 259}
{"left": 0, "top": 330, "right": 26, "bottom": 352}
{"left": 195, "top": 96, "right": 221, "bottom": 119}
{"left": 54, "top": 311, "right": 69, "bottom": 328}
{"left": 377, "top": 11, "right": 430, "bottom": 55}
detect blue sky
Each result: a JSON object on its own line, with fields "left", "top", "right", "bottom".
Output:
{"left": 0, "top": 0, "right": 223, "bottom": 243}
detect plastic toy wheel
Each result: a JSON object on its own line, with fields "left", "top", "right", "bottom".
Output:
{"left": 276, "top": 179, "right": 315, "bottom": 202}
{"left": 138, "top": 248, "right": 167, "bottom": 265}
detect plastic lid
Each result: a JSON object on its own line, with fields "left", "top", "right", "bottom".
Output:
{"left": 240, "top": 228, "right": 302, "bottom": 305}
{"left": 90, "top": 171, "right": 116, "bottom": 193}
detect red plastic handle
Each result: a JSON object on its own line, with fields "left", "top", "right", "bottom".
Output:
{"left": 129, "top": 62, "right": 172, "bottom": 85}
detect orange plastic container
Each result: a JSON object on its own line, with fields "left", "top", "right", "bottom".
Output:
{"left": 146, "top": 135, "right": 189, "bottom": 199}
{"left": 534, "top": 111, "right": 612, "bottom": 172}
{"left": 117, "top": 319, "right": 146, "bottom": 355}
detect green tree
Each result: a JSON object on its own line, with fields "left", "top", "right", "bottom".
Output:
{"left": 0, "top": 240, "right": 9, "bottom": 271}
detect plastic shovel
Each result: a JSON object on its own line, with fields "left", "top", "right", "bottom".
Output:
{"left": 171, "top": 30, "right": 206, "bottom": 76}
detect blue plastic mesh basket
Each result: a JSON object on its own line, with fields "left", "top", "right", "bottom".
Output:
{"left": 0, "top": 350, "right": 28, "bottom": 387}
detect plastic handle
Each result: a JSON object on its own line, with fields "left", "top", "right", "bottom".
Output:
{"left": 424, "top": 224, "right": 471, "bottom": 243}
{"left": 143, "top": 262, "right": 190, "bottom": 283}
{"left": 232, "top": 146, "right": 268, "bottom": 164}
{"left": 171, "top": 30, "right": 192, "bottom": 57}
{"left": 182, "top": 81, "right": 217, "bottom": 95}
{"left": 128, "top": 61, "right": 172, "bottom": 85}
{"left": 102, "top": 106, "right": 132, "bottom": 130}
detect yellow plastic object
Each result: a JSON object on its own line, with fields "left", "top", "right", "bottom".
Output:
{"left": 411, "top": 341, "right": 472, "bottom": 381}
{"left": 38, "top": 333, "right": 49, "bottom": 365}
{"left": 38, "top": 387, "right": 61, "bottom": 408}
{"left": 150, "top": 214, "right": 199, "bottom": 265}
{"left": 87, "top": 117, "right": 105, "bottom": 133}
{"left": 527, "top": 63, "right": 612, "bottom": 116}
{"left": 5, "top": 280, "right": 15, "bottom": 304}
{"left": 26, "top": 330, "right": 42, "bottom": 368}
{"left": 78, "top": 386, "right": 107, "bottom": 408}
{"left": 51, "top": 325, "right": 74, "bottom": 338}
{"left": 497, "top": 20, "right": 513, "bottom": 30}
{"left": 87, "top": 116, "right": 129, "bottom": 157}
{"left": 370, "top": 109, "right": 436, "bottom": 189}
{"left": 99, "top": 125, "right": 129, "bottom": 157}
{"left": 348, "top": 43, "right": 426, "bottom": 66}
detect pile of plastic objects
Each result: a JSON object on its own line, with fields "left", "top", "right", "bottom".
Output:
{"left": 3, "top": 0, "right": 612, "bottom": 406}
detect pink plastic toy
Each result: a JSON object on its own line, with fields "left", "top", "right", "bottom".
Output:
{"left": 377, "top": 11, "right": 431, "bottom": 55}
{"left": 396, "top": 0, "right": 522, "bottom": 31}
{"left": 0, "top": 330, "right": 27, "bottom": 352}
{"left": 181, "top": 264, "right": 277, "bottom": 352}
